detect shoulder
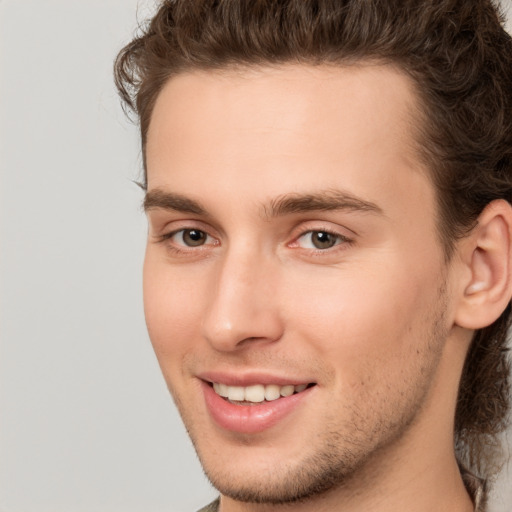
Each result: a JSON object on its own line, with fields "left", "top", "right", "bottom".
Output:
{"left": 197, "top": 497, "right": 220, "bottom": 512}
{"left": 460, "top": 466, "right": 486, "bottom": 512}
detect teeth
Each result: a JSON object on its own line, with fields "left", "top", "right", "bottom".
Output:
{"left": 264, "top": 384, "right": 281, "bottom": 401}
{"left": 227, "top": 386, "right": 245, "bottom": 401}
{"left": 218, "top": 383, "right": 229, "bottom": 397}
{"left": 244, "top": 385, "right": 265, "bottom": 402}
{"left": 280, "top": 385, "right": 295, "bottom": 397}
{"left": 213, "top": 382, "right": 229, "bottom": 397}
{"left": 213, "top": 382, "right": 310, "bottom": 403}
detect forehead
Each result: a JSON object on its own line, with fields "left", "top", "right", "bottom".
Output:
{"left": 145, "top": 64, "right": 433, "bottom": 227}
{"left": 148, "top": 63, "right": 420, "bottom": 140}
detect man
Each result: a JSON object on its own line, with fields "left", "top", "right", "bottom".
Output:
{"left": 115, "top": 1, "right": 512, "bottom": 511}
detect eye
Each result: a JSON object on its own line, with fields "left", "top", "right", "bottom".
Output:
{"left": 171, "top": 229, "right": 211, "bottom": 247}
{"left": 296, "top": 230, "right": 345, "bottom": 250}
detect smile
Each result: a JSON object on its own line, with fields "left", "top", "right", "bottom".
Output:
{"left": 202, "top": 380, "right": 316, "bottom": 433}
{"left": 212, "top": 382, "right": 310, "bottom": 403}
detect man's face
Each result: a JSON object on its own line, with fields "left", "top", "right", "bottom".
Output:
{"left": 144, "top": 65, "right": 459, "bottom": 504}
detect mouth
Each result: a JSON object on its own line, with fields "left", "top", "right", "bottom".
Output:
{"left": 209, "top": 381, "right": 316, "bottom": 405}
{"left": 201, "top": 378, "right": 317, "bottom": 433}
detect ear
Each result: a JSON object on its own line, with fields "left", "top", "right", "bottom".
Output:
{"left": 454, "top": 199, "right": 512, "bottom": 330}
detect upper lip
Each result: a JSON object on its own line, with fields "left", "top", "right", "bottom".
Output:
{"left": 197, "top": 371, "right": 315, "bottom": 387}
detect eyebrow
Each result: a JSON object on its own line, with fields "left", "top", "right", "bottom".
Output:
{"left": 143, "top": 188, "right": 383, "bottom": 218}
{"left": 143, "top": 189, "right": 207, "bottom": 215}
{"left": 264, "top": 189, "right": 383, "bottom": 218}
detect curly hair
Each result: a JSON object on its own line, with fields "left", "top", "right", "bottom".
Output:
{"left": 114, "top": 0, "right": 512, "bottom": 479}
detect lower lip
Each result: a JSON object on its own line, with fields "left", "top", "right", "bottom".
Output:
{"left": 201, "top": 382, "right": 314, "bottom": 434}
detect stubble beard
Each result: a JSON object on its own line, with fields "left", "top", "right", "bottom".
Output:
{"left": 198, "top": 402, "right": 433, "bottom": 506}
{"left": 172, "top": 290, "right": 449, "bottom": 506}
{"left": 203, "top": 431, "right": 381, "bottom": 505}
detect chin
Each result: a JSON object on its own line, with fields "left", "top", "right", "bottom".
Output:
{"left": 192, "top": 430, "right": 378, "bottom": 505}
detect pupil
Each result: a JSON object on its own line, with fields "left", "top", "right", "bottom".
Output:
{"left": 184, "top": 229, "right": 206, "bottom": 246}
{"left": 313, "top": 232, "right": 336, "bottom": 249}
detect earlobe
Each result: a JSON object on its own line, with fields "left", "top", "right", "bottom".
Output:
{"left": 455, "top": 200, "right": 512, "bottom": 330}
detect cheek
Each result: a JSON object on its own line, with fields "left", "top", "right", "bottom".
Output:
{"left": 280, "top": 256, "right": 444, "bottom": 380}
{"left": 143, "top": 253, "right": 207, "bottom": 360}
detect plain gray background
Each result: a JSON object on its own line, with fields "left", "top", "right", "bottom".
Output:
{"left": 1, "top": 1, "right": 511, "bottom": 511}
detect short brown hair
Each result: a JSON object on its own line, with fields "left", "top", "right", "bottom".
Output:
{"left": 114, "top": 0, "right": 512, "bottom": 479}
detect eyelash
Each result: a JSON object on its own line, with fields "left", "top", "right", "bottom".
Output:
{"left": 158, "top": 229, "right": 218, "bottom": 254}
{"left": 156, "top": 227, "right": 353, "bottom": 256}
{"left": 293, "top": 229, "right": 352, "bottom": 252}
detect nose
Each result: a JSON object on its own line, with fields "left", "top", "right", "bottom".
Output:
{"left": 201, "top": 247, "right": 284, "bottom": 352}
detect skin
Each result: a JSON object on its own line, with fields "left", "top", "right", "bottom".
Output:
{"left": 143, "top": 64, "right": 482, "bottom": 512}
